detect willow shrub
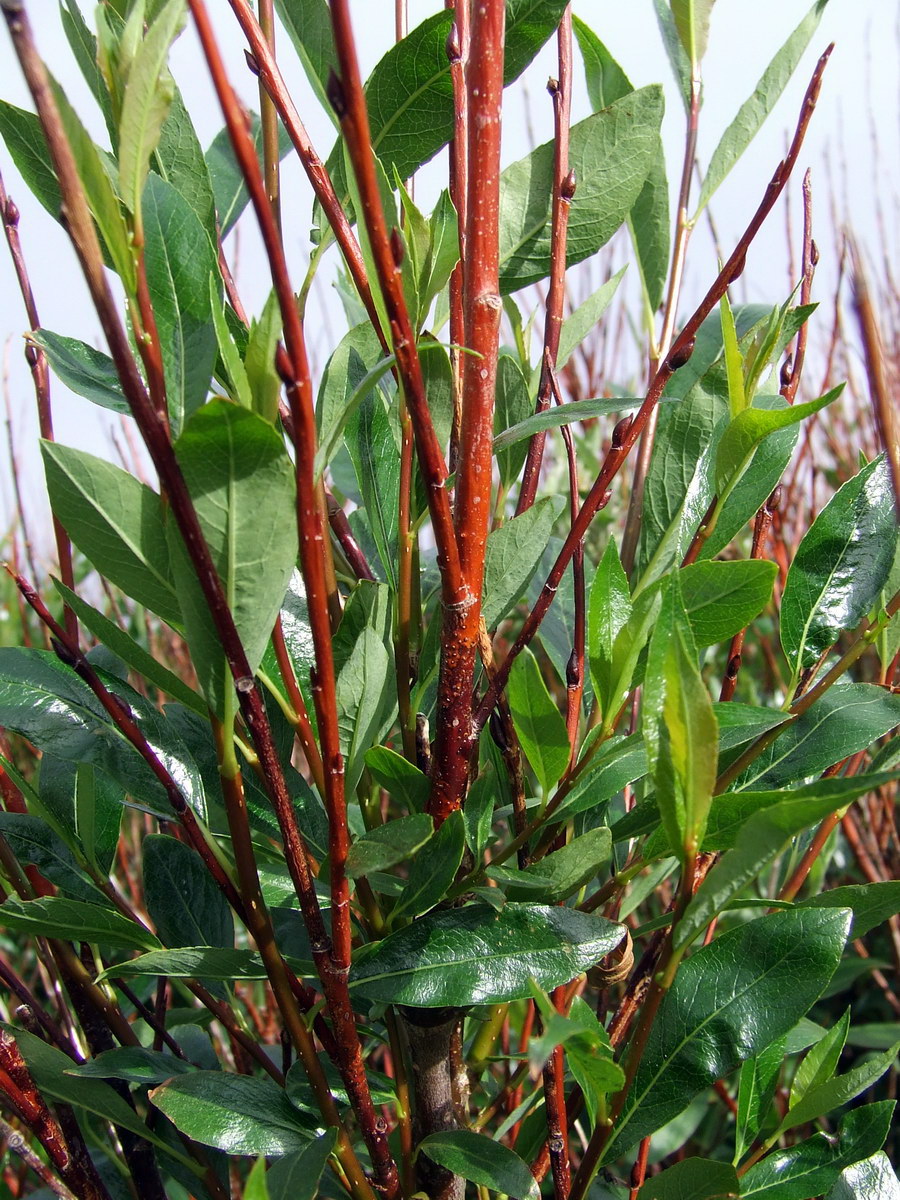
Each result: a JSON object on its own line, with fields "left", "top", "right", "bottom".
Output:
{"left": 0, "top": 1, "right": 898, "bottom": 1198}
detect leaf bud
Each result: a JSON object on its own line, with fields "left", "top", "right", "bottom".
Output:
{"left": 326, "top": 69, "right": 348, "bottom": 120}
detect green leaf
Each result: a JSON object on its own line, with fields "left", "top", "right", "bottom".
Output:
{"left": 652, "top": 0, "right": 692, "bottom": 108}
{"left": 142, "top": 173, "right": 219, "bottom": 438}
{"left": 499, "top": 87, "right": 664, "bottom": 292}
{"left": 589, "top": 538, "right": 633, "bottom": 708}
{"left": 547, "top": 734, "right": 647, "bottom": 825}
{"left": 364, "top": 746, "right": 430, "bottom": 813}
{"left": 492, "top": 396, "right": 642, "bottom": 456}
{"left": 41, "top": 441, "right": 180, "bottom": 625}
{"left": 118, "top": 0, "right": 185, "bottom": 228}
{"left": 507, "top": 648, "right": 570, "bottom": 795}
{"left": 267, "top": 1130, "right": 338, "bottom": 1200}
{"left": 167, "top": 400, "right": 298, "bottom": 717}
{"left": 245, "top": 1157, "right": 271, "bottom": 1200}
{"left": 825, "top": 1152, "right": 900, "bottom": 1200}
{"left": 482, "top": 495, "right": 566, "bottom": 629}
{"left": 154, "top": 86, "right": 217, "bottom": 240}
{"left": 573, "top": 15, "right": 632, "bottom": 110}
{"left": 66, "top": 1047, "right": 195, "bottom": 1087}
{"left": 697, "top": 1, "right": 829, "bottom": 215}
{"left": 0, "top": 812, "right": 104, "bottom": 904}
{"left": 671, "top": 0, "right": 717, "bottom": 67}
{"left": 680, "top": 559, "right": 777, "bottom": 647}
{"left": 149, "top": 1072, "right": 318, "bottom": 1154}
{"left": 31, "top": 330, "right": 128, "bottom": 414}
{"left": 244, "top": 289, "right": 283, "bottom": 425}
{"left": 777, "top": 1041, "right": 899, "bottom": 1136}
{"left": 8, "top": 1027, "right": 185, "bottom": 1159}
{"left": 464, "top": 773, "right": 497, "bottom": 859}
{"left": 740, "top": 1103, "right": 895, "bottom": 1199}
{"left": 644, "top": 577, "right": 718, "bottom": 859}
{"left": 98, "top": 947, "right": 269, "bottom": 983}
{"left": 350, "top": 903, "right": 624, "bottom": 1007}
{"left": 0, "top": 649, "right": 207, "bottom": 820}
{"left": 392, "top": 809, "right": 465, "bottom": 921}
{"left": 275, "top": 0, "right": 338, "bottom": 124}
{"left": 603, "top": 906, "right": 851, "bottom": 1161}
{"left": 315, "top": 322, "right": 385, "bottom": 476}
{"left": 556, "top": 269, "right": 627, "bottom": 372}
{"left": 0, "top": 101, "right": 61, "bottom": 218}
{"left": 347, "top": 389, "right": 400, "bottom": 588}
{"left": 488, "top": 827, "right": 611, "bottom": 903}
{"left": 345, "top": 814, "right": 434, "bottom": 879}
{"left": 735, "top": 1037, "right": 785, "bottom": 1162}
{"left": 732, "top": 684, "right": 900, "bottom": 791}
{"left": 59, "top": 0, "right": 116, "bottom": 142}
{"left": 638, "top": 1158, "right": 739, "bottom": 1200}
{"left": 211, "top": 281, "right": 252, "bottom": 408}
{"left": 38, "top": 757, "right": 124, "bottom": 876}
{"left": 798, "top": 882, "right": 900, "bottom": 939}
{"left": 596, "top": 585, "right": 661, "bottom": 732}
{"left": 720, "top": 291, "right": 746, "bottom": 417}
{"left": 493, "top": 353, "right": 534, "bottom": 489}
{"left": 715, "top": 386, "right": 842, "bottom": 493}
{"left": 781, "top": 457, "right": 896, "bottom": 672}
{"left": 205, "top": 114, "right": 292, "bottom": 238}
{"left": 51, "top": 580, "right": 205, "bottom": 715}
{"left": 0, "top": 895, "right": 160, "bottom": 950}
{"left": 629, "top": 146, "right": 670, "bottom": 314}
{"left": 336, "top": 626, "right": 396, "bottom": 797}
{"left": 790, "top": 1009, "right": 850, "bottom": 1108}
{"left": 418, "top": 1130, "right": 539, "bottom": 1200}
{"left": 143, "top": 834, "right": 234, "bottom": 949}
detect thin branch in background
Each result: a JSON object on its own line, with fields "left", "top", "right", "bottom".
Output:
{"left": 0, "top": 1113, "right": 77, "bottom": 1200}
{"left": 516, "top": 6, "right": 573, "bottom": 515}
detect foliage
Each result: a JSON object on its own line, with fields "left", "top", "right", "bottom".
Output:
{"left": 0, "top": 2, "right": 897, "bottom": 1199}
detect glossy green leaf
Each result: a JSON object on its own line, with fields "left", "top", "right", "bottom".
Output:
{"left": 364, "top": 746, "right": 430, "bottom": 812}
{"left": 98, "top": 947, "right": 269, "bottom": 984}
{"left": 493, "top": 396, "right": 641, "bottom": 456}
{"left": 777, "top": 1041, "right": 899, "bottom": 1135}
{"left": 149, "top": 1072, "right": 318, "bottom": 1154}
{"left": 488, "top": 827, "right": 611, "bottom": 903}
{"left": 732, "top": 684, "right": 900, "bottom": 791}
{"left": 790, "top": 1009, "right": 849, "bottom": 1108}
{"left": 142, "top": 173, "right": 219, "bottom": 437}
{"left": 547, "top": 734, "right": 647, "bottom": 825}
{"left": 499, "top": 87, "right": 663, "bottom": 292}
{"left": 697, "top": 1, "right": 829, "bottom": 215}
{"left": 52, "top": 580, "right": 205, "bottom": 715}
{"left": 345, "top": 814, "right": 434, "bottom": 879}
{"left": 588, "top": 538, "right": 632, "bottom": 709}
{"left": 603, "top": 907, "right": 850, "bottom": 1161}
{"left": 143, "top": 834, "right": 233, "bottom": 949}
{"left": 118, "top": 0, "right": 184, "bottom": 227}
{"left": 336, "top": 626, "right": 396, "bottom": 797}
{"left": 0, "top": 101, "right": 61, "bottom": 218}
{"left": 393, "top": 809, "right": 465, "bottom": 922}
{"left": 684, "top": 558, "right": 777, "bottom": 645}
{"left": 206, "top": 114, "right": 292, "bottom": 238}
{"left": 826, "top": 1152, "right": 900, "bottom": 1200}
{"left": 507, "top": 648, "right": 570, "bottom": 795}
{"left": 0, "top": 812, "right": 104, "bottom": 904}
{"left": 167, "top": 400, "right": 297, "bottom": 717}
{"left": 41, "top": 441, "right": 180, "bottom": 625}
{"left": 798, "top": 882, "right": 900, "bottom": 939}
{"left": 244, "top": 1157, "right": 271, "bottom": 1200}
{"left": 781, "top": 457, "right": 896, "bottom": 671}
{"left": 267, "top": 1130, "right": 338, "bottom": 1200}
{"left": 715, "top": 386, "right": 841, "bottom": 493}
{"left": 66, "top": 1047, "right": 195, "bottom": 1087}
{"left": 464, "top": 773, "right": 497, "bottom": 859}
{"left": 596, "top": 584, "right": 662, "bottom": 732}
{"left": 418, "top": 1130, "right": 538, "bottom": 1200}
{"left": 0, "top": 895, "right": 159, "bottom": 950}
{"left": 350, "top": 902, "right": 624, "bottom": 1007}
{"left": 482, "top": 496, "right": 566, "bottom": 629}
{"left": 32, "top": 330, "right": 128, "bottom": 413}
{"left": 0, "top": 649, "right": 206, "bottom": 820}
{"left": 735, "top": 1037, "right": 785, "bottom": 1162}
{"left": 9, "top": 1027, "right": 184, "bottom": 1158}
{"left": 39, "top": 756, "right": 124, "bottom": 876}
{"left": 638, "top": 1158, "right": 739, "bottom": 1200}
{"left": 740, "top": 1102, "right": 894, "bottom": 1199}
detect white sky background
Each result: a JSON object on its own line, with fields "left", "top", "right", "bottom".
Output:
{"left": 0, "top": 0, "right": 897, "bottom": 546}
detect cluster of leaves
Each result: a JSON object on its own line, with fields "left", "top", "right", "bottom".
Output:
{"left": 0, "top": 1, "right": 897, "bottom": 1199}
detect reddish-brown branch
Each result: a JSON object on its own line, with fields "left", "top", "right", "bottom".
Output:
{"left": 0, "top": 170, "right": 76, "bottom": 641}
{"left": 543, "top": 985, "right": 572, "bottom": 1200}
{"left": 474, "top": 46, "right": 833, "bottom": 735}
{"left": 516, "top": 8, "right": 573, "bottom": 514}
{"left": 782, "top": 169, "right": 816, "bottom": 404}
{"left": 628, "top": 1137, "right": 651, "bottom": 1200}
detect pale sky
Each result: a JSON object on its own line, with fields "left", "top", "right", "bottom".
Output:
{"left": 0, "top": 1, "right": 895, "bottom": 543}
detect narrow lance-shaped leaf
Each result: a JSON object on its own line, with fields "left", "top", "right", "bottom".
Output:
{"left": 31, "top": 330, "right": 129, "bottom": 414}
{"left": 507, "top": 648, "right": 570, "bottom": 796}
{"left": 697, "top": 0, "right": 829, "bottom": 215}
{"left": 418, "top": 1131, "right": 539, "bottom": 1200}
{"left": 781, "top": 456, "right": 896, "bottom": 673}
{"left": 671, "top": 0, "right": 717, "bottom": 68}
